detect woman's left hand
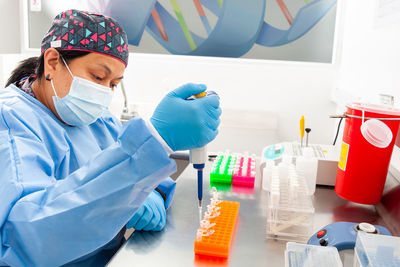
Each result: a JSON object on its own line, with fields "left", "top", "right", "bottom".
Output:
{"left": 126, "top": 191, "right": 166, "bottom": 231}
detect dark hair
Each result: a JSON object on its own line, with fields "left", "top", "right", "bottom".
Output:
{"left": 6, "top": 49, "right": 90, "bottom": 87}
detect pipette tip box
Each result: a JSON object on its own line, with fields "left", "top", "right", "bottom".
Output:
{"left": 194, "top": 200, "right": 240, "bottom": 258}
{"left": 353, "top": 231, "right": 400, "bottom": 267}
{"left": 285, "top": 242, "right": 343, "bottom": 267}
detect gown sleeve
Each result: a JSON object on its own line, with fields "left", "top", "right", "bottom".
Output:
{"left": 0, "top": 105, "right": 177, "bottom": 267}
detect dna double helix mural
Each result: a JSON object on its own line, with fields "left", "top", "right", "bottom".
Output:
{"left": 96, "top": 0, "right": 337, "bottom": 58}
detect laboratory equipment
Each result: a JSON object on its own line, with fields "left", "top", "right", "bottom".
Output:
{"left": 305, "top": 128, "right": 311, "bottom": 147}
{"left": 300, "top": 116, "right": 305, "bottom": 147}
{"left": 120, "top": 81, "right": 138, "bottom": 124}
{"left": 335, "top": 103, "right": 400, "bottom": 204}
{"left": 210, "top": 152, "right": 256, "bottom": 187}
{"left": 260, "top": 142, "right": 340, "bottom": 186}
{"left": 307, "top": 222, "right": 391, "bottom": 251}
{"left": 232, "top": 155, "right": 256, "bottom": 187}
{"left": 194, "top": 188, "right": 240, "bottom": 258}
{"left": 151, "top": 84, "right": 220, "bottom": 214}
{"left": 262, "top": 160, "right": 276, "bottom": 191}
{"left": 267, "top": 167, "right": 314, "bottom": 242}
{"left": 190, "top": 145, "right": 206, "bottom": 213}
{"left": 296, "top": 147, "right": 318, "bottom": 195}
{"left": 285, "top": 242, "right": 343, "bottom": 267}
{"left": 353, "top": 231, "right": 400, "bottom": 267}
{"left": 210, "top": 153, "right": 236, "bottom": 184}
{"left": 189, "top": 91, "right": 208, "bottom": 213}
{"left": 278, "top": 155, "right": 295, "bottom": 181}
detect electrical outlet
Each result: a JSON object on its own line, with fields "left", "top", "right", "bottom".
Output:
{"left": 379, "top": 94, "right": 395, "bottom": 106}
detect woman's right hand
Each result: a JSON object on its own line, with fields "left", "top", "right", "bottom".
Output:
{"left": 150, "top": 83, "right": 221, "bottom": 151}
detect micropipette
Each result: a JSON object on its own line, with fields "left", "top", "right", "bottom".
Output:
{"left": 188, "top": 91, "right": 208, "bottom": 220}
{"left": 188, "top": 91, "right": 219, "bottom": 221}
{"left": 191, "top": 146, "right": 206, "bottom": 220}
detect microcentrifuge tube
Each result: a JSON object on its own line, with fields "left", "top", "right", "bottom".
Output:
{"left": 200, "top": 219, "right": 216, "bottom": 230}
{"left": 207, "top": 205, "right": 221, "bottom": 214}
{"left": 196, "top": 228, "right": 215, "bottom": 241}
{"left": 204, "top": 210, "right": 220, "bottom": 220}
{"left": 211, "top": 199, "right": 222, "bottom": 206}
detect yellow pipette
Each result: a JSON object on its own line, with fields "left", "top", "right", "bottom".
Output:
{"left": 300, "top": 116, "right": 305, "bottom": 147}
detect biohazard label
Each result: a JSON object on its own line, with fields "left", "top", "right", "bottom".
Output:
{"left": 338, "top": 142, "right": 349, "bottom": 171}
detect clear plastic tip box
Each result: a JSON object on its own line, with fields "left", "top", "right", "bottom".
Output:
{"left": 266, "top": 167, "right": 314, "bottom": 242}
{"left": 285, "top": 242, "right": 343, "bottom": 267}
{"left": 354, "top": 232, "right": 400, "bottom": 267}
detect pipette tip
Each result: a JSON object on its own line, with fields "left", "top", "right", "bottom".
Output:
{"left": 199, "top": 203, "right": 203, "bottom": 221}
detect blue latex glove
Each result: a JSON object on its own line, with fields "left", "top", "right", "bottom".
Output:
{"left": 126, "top": 191, "right": 166, "bottom": 231}
{"left": 150, "top": 83, "right": 221, "bottom": 151}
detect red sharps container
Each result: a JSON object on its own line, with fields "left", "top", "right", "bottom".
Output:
{"left": 335, "top": 103, "right": 400, "bottom": 204}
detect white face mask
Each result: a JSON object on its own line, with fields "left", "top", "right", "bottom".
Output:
{"left": 51, "top": 57, "right": 113, "bottom": 126}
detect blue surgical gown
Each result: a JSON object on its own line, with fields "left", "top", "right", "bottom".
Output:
{"left": 0, "top": 85, "right": 177, "bottom": 266}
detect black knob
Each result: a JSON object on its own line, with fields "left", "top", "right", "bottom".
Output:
{"left": 319, "top": 239, "right": 328, "bottom": 246}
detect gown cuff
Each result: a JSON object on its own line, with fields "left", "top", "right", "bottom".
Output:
{"left": 144, "top": 119, "right": 173, "bottom": 156}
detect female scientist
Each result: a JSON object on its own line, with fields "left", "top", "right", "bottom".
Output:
{"left": 0, "top": 10, "right": 221, "bottom": 266}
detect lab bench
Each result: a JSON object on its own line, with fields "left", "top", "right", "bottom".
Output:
{"left": 107, "top": 162, "right": 400, "bottom": 267}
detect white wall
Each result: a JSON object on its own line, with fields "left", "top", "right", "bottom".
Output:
{"left": 0, "top": 53, "right": 37, "bottom": 88}
{"left": 0, "top": 0, "right": 21, "bottom": 54}
{"left": 336, "top": 0, "right": 400, "bottom": 107}
{"left": 0, "top": 0, "right": 22, "bottom": 88}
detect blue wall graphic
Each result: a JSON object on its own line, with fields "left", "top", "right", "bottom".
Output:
{"left": 104, "top": 0, "right": 337, "bottom": 58}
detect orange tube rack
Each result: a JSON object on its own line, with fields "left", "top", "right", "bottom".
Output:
{"left": 194, "top": 200, "right": 240, "bottom": 258}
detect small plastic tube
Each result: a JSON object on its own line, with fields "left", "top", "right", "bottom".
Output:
{"left": 211, "top": 199, "right": 222, "bottom": 206}
{"left": 204, "top": 210, "right": 220, "bottom": 219}
{"left": 200, "top": 219, "right": 216, "bottom": 230}
{"left": 196, "top": 228, "right": 215, "bottom": 241}
{"left": 207, "top": 205, "right": 221, "bottom": 213}
{"left": 211, "top": 187, "right": 219, "bottom": 200}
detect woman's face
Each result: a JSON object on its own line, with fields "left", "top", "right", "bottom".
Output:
{"left": 49, "top": 50, "right": 125, "bottom": 97}
{"left": 40, "top": 48, "right": 126, "bottom": 120}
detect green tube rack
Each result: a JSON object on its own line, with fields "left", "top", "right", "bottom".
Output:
{"left": 210, "top": 155, "right": 237, "bottom": 184}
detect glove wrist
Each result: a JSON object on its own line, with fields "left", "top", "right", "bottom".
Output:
{"left": 154, "top": 187, "right": 166, "bottom": 203}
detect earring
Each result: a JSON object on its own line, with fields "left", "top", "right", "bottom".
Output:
{"left": 45, "top": 74, "right": 51, "bottom": 81}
